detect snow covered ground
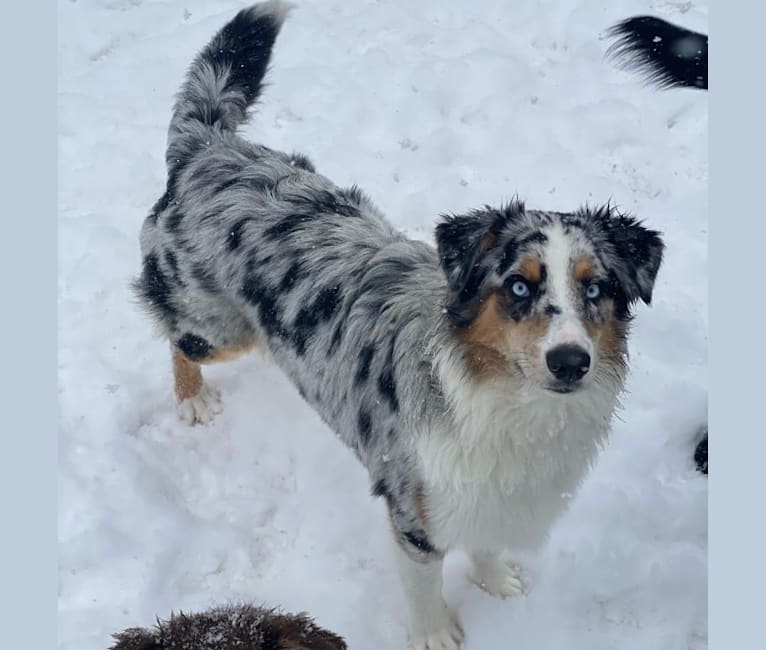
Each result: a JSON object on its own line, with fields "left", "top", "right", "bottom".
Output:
{"left": 58, "top": 0, "right": 708, "bottom": 648}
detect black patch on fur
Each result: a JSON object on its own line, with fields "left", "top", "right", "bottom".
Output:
{"left": 607, "top": 16, "right": 708, "bottom": 90}
{"left": 241, "top": 273, "right": 289, "bottom": 340}
{"left": 314, "top": 285, "right": 344, "bottom": 320}
{"left": 328, "top": 321, "right": 345, "bottom": 355}
{"left": 165, "top": 208, "right": 185, "bottom": 232}
{"left": 163, "top": 249, "right": 182, "bottom": 284}
{"left": 378, "top": 368, "right": 399, "bottom": 412}
{"left": 518, "top": 231, "right": 548, "bottom": 250}
{"left": 227, "top": 218, "right": 251, "bottom": 251}
{"left": 192, "top": 263, "right": 219, "bottom": 293}
{"left": 371, "top": 479, "right": 389, "bottom": 500}
{"left": 544, "top": 304, "right": 561, "bottom": 316}
{"left": 355, "top": 345, "right": 375, "bottom": 385}
{"left": 377, "top": 338, "right": 399, "bottom": 412}
{"left": 264, "top": 213, "right": 311, "bottom": 240}
{"left": 176, "top": 333, "right": 213, "bottom": 361}
{"left": 301, "top": 189, "right": 362, "bottom": 218}
{"left": 606, "top": 271, "right": 632, "bottom": 321}
{"left": 135, "top": 253, "right": 176, "bottom": 324}
{"left": 402, "top": 531, "right": 436, "bottom": 555}
{"left": 358, "top": 409, "right": 372, "bottom": 447}
{"left": 496, "top": 239, "right": 518, "bottom": 276}
{"left": 279, "top": 259, "right": 308, "bottom": 292}
{"left": 291, "top": 284, "right": 343, "bottom": 355}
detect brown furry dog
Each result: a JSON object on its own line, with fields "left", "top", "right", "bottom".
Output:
{"left": 110, "top": 603, "right": 347, "bottom": 650}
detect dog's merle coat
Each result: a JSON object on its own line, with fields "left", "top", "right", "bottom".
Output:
{"left": 135, "top": 4, "right": 665, "bottom": 645}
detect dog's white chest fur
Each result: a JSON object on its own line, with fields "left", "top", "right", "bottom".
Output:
{"left": 417, "top": 378, "right": 618, "bottom": 552}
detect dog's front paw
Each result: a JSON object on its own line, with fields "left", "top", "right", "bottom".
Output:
{"left": 470, "top": 552, "right": 527, "bottom": 599}
{"left": 177, "top": 381, "right": 222, "bottom": 425}
{"left": 409, "top": 616, "right": 464, "bottom": 650}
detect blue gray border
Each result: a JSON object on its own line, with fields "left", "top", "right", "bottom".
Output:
{"left": 709, "top": 1, "right": 765, "bottom": 647}
{"left": 0, "top": 1, "right": 57, "bottom": 648}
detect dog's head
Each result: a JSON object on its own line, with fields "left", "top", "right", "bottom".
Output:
{"left": 435, "top": 199, "right": 663, "bottom": 395}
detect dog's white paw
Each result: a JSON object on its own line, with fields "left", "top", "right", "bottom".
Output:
{"left": 177, "top": 382, "right": 222, "bottom": 425}
{"left": 470, "top": 553, "right": 527, "bottom": 599}
{"left": 409, "top": 616, "right": 464, "bottom": 650}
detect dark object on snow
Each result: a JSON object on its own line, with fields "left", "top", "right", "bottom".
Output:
{"left": 110, "top": 603, "right": 347, "bottom": 650}
{"left": 606, "top": 16, "right": 708, "bottom": 90}
{"left": 694, "top": 427, "right": 708, "bottom": 475}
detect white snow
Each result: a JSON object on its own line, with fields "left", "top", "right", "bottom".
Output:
{"left": 58, "top": 0, "right": 708, "bottom": 648}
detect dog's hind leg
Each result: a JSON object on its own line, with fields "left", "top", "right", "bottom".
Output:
{"left": 171, "top": 330, "right": 260, "bottom": 425}
{"left": 172, "top": 345, "right": 223, "bottom": 425}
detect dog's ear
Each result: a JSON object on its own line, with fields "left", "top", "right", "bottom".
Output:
{"left": 435, "top": 200, "right": 525, "bottom": 311}
{"left": 585, "top": 204, "right": 665, "bottom": 306}
{"left": 109, "top": 628, "right": 160, "bottom": 650}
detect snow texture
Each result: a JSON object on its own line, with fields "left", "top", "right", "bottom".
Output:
{"left": 58, "top": 0, "right": 707, "bottom": 648}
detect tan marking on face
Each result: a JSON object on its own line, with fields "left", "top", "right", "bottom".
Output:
{"left": 573, "top": 256, "right": 597, "bottom": 282}
{"left": 578, "top": 300, "right": 628, "bottom": 382}
{"left": 518, "top": 256, "right": 543, "bottom": 283}
{"left": 458, "top": 291, "right": 550, "bottom": 380}
{"left": 597, "top": 304, "right": 628, "bottom": 362}
{"left": 172, "top": 347, "right": 203, "bottom": 402}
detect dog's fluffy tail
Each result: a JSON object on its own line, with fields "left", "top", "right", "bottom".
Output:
{"left": 166, "top": 1, "right": 292, "bottom": 185}
{"left": 606, "top": 15, "right": 708, "bottom": 90}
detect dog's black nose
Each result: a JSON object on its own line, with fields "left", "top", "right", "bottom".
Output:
{"left": 546, "top": 345, "right": 591, "bottom": 383}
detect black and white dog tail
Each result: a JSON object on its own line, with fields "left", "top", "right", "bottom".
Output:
{"left": 166, "top": 1, "right": 292, "bottom": 187}
{"left": 606, "top": 16, "right": 708, "bottom": 90}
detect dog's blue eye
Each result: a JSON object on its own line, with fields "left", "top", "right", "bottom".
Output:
{"left": 511, "top": 280, "right": 530, "bottom": 298}
{"left": 585, "top": 283, "right": 601, "bottom": 300}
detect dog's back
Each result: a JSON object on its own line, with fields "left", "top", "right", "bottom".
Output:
{"left": 131, "top": 0, "right": 439, "bottom": 442}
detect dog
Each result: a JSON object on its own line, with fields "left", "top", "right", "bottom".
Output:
{"left": 607, "top": 15, "right": 708, "bottom": 476}
{"left": 134, "top": 3, "right": 664, "bottom": 648}
{"left": 110, "top": 603, "right": 347, "bottom": 650}
{"left": 606, "top": 15, "right": 708, "bottom": 90}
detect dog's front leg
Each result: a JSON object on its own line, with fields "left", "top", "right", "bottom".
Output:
{"left": 392, "top": 537, "right": 463, "bottom": 650}
{"left": 469, "top": 549, "right": 527, "bottom": 599}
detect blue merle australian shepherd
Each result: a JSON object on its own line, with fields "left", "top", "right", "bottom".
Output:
{"left": 134, "top": 3, "right": 665, "bottom": 648}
